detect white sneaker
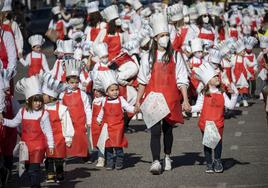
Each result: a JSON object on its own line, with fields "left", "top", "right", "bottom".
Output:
{"left": 96, "top": 157, "right": 105, "bottom": 167}
{"left": 182, "top": 112, "right": 188, "bottom": 118}
{"left": 235, "top": 102, "right": 240, "bottom": 107}
{"left": 150, "top": 160, "right": 162, "bottom": 175}
{"left": 242, "top": 100, "right": 248, "bottom": 107}
{"left": 192, "top": 112, "right": 198, "bottom": 118}
{"left": 164, "top": 155, "right": 172, "bottom": 171}
{"left": 137, "top": 113, "right": 143, "bottom": 120}
{"left": 132, "top": 115, "right": 137, "bottom": 120}
{"left": 259, "top": 93, "right": 264, "bottom": 100}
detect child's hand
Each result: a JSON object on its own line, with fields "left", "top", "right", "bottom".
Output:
{"left": 66, "top": 142, "right": 72, "bottom": 147}
{"left": 0, "top": 113, "right": 3, "bottom": 124}
{"left": 97, "top": 120, "right": 102, "bottom": 126}
{"left": 134, "top": 102, "right": 141, "bottom": 113}
{"left": 49, "top": 148, "right": 54, "bottom": 155}
{"left": 227, "top": 86, "right": 234, "bottom": 94}
{"left": 87, "top": 124, "right": 91, "bottom": 128}
{"left": 182, "top": 100, "right": 191, "bottom": 112}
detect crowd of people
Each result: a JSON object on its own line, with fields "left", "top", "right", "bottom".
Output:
{"left": 0, "top": 0, "right": 268, "bottom": 187}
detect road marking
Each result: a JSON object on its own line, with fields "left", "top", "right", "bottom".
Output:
{"left": 235, "top": 132, "right": 242, "bottom": 137}
{"left": 230, "top": 145, "right": 238, "bottom": 150}
{"left": 217, "top": 183, "right": 227, "bottom": 188}
{"left": 238, "top": 121, "right": 245, "bottom": 125}
{"left": 242, "top": 111, "right": 249, "bottom": 115}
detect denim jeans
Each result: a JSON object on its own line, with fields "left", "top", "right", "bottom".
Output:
{"left": 204, "top": 142, "right": 222, "bottom": 164}
{"left": 106, "top": 147, "right": 124, "bottom": 166}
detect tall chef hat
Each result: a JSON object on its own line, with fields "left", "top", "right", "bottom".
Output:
{"left": 152, "top": 2, "right": 163, "bottom": 13}
{"left": 85, "top": 1, "right": 99, "bottom": 14}
{"left": 195, "top": 63, "right": 217, "bottom": 85}
{"left": 234, "top": 38, "right": 245, "bottom": 53}
{"left": 122, "top": 39, "right": 140, "bottom": 55}
{"left": 82, "top": 40, "right": 93, "bottom": 57}
{"left": 101, "top": 5, "right": 119, "bottom": 22}
{"left": 1, "top": 69, "right": 16, "bottom": 89}
{"left": 28, "top": 34, "right": 45, "bottom": 47}
{"left": 189, "top": 6, "right": 198, "bottom": 20}
{"left": 92, "top": 42, "right": 108, "bottom": 58}
{"left": 211, "top": 5, "right": 223, "bottom": 17}
{"left": 183, "top": 5, "right": 189, "bottom": 16}
{"left": 259, "top": 35, "right": 268, "bottom": 49}
{"left": 54, "top": 40, "right": 64, "bottom": 55}
{"left": 98, "top": 70, "right": 118, "bottom": 92}
{"left": 62, "top": 40, "right": 75, "bottom": 54}
{"left": 244, "top": 36, "right": 258, "bottom": 50}
{"left": 140, "top": 7, "right": 152, "bottom": 18}
{"left": 150, "top": 12, "right": 169, "bottom": 37}
{"left": 138, "top": 26, "right": 152, "bottom": 47}
{"left": 69, "top": 18, "right": 84, "bottom": 30}
{"left": 196, "top": 2, "right": 208, "bottom": 16}
{"left": 190, "top": 38, "right": 203, "bottom": 53}
{"left": 167, "top": 3, "right": 183, "bottom": 22}
{"left": 127, "top": 0, "right": 143, "bottom": 11}
{"left": 1, "top": 0, "right": 12, "bottom": 11}
{"left": 16, "top": 75, "right": 42, "bottom": 100}
{"left": 208, "top": 48, "right": 222, "bottom": 64}
{"left": 51, "top": 6, "right": 61, "bottom": 15}
{"left": 64, "top": 59, "right": 82, "bottom": 77}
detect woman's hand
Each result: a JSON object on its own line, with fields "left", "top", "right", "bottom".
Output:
{"left": 66, "top": 142, "right": 72, "bottom": 147}
{"left": 49, "top": 148, "right": 54, "bottom": 155}
{"left": 182, "top": 100, "right": 191, "bottom": 112}
{"left": 134, "top": 102, "right": 141, "bottom": 113}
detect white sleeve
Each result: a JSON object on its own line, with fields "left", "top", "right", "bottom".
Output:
{"left": 137, "top": 53, "right": 150, "bottom": 85}
{"left": 117, "top": 61, "right": 139, "bottom": 85}
{"left": 253, "top": 55, "right": 258, "bottom": 71}
{"left": 48, "top": 20, "right": 54, "bottom": 29}
{"left": 42, "top": 54, "right": 50, "bottom": 72}
{"left": 96, "top": 98, "right": 105, "bottom": 123}
{"left": 3, "top": 31, "right": 17, "bottom": 70}
{"left": 40, "top": 111, "right": 54, "bottom": 148}
{"left": 3, "top": 108, "right": 23, "bottom": 127}
{"left": 59, "top": 105, "right": 75, "bottom": 142}
{"left": 175, "top": 52, "right": 189, "bottom": 88}
{"left": 19, "top": 53, "right": 30, "bottom": 67}
{"left": 191, "top": 94, "right": 204, "bottom": 113}
{"left": 120, "top": 96, "right": 135, "bottom": 113}
{"left": 12, "top": 21, "right": 24, "bottom": 54}
{"left": 223, "top": 92, "right": 238, "bottom": 110}
{"left": 81, "top": 91, "right": 92, "bottom": 125}
{"left": 0, "top": 85, "right": 5, "bottom": 113}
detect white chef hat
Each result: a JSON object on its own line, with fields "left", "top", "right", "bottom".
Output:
{"left": 130, "top": 0, "right": 143, "bottom": 11}
{"left": 208, "top": 48, "right": 222, "bottom": 64}
{"left": 54, "top": 40, "right": 64, "bottom": 55}
{"left": 167, "top": 3, "right": 183, "bottom": 22}
{"left": 183, "top": 5, "right": 189, "bottom": 16}
{"left": 123, "top": 39, "right": 140, "bottom": 55}
{"left": 243, "top": 15, "right": 252, "bottom": 26}
{"left": 62, "top": 40, "right": 75, "bottom": 54}
{"left": 98, "top": 70, "right": 118, "bottom": 92}
{"left": 51, "top": 6, "right": 61, "bottom": 15}
{"left": 244, "top": 36, "right": 258, "bottom": 50}
{"left": 234, "top": 38, "right": 245, "bottom": 53}
{"left": 190, "top": 38, "right": 203, "bottom": 53}
{"left": 101, "top": 5, "right": 119, "bottom": 22}
{"left": 16, "top": 75, "right": 42, "bottom": 100}
{"left": 28, "top": 34, "right": 45, "bottom": 47}
{"left": 242, "top": 25, "right": 252, "bottom": 35}
{"left": 69, "top": 18, "right": 84, "bottom": 30}
{"left": 138, "top": 26, "right": 152, "bottom": 47}
{"left": 195, "top": 63, "right": 217, "bottom": 85}
{"left": 196, "top": 2, "right": 208, "bottom": 16}
{"left": 42, "top": 72, "right": 68, "bottom": 98}
{"left": 70, "top": 31, "right": 85, "bottom": 44}
{"left": 216, "top": 39, "right": 235, "bottom": 56}
{"left": 152, "top": 2, "right": 163, "bottom": 13}
{"left": 189, "top": 6, "right": 198, "bottom": 20}
{"left": 82, "top": 40, "right": 93, "bottom": 57}
{"left": 1, "top": 0, "right": 12, "bottom": 11}
{"left": 150, "top": 12, "right": 169, "bottom": 37}
{"left": 1, "top": 69, "right": 16, "bottom": 89}
{"left": 231, "top": 5, "right": 239, "bottom": 12}
{"left": 229, "top": 16, "right": 237, "bottom": 26}
{"left": 73, "top": 48, "right": 83, "bottom": 60}
{"left": 140, "top": 7, "right": 152, "bottom": 18}
{"left": 259, "top": 36, "right": 268, "bottom": 49}
{"left": 92, "top": 42, "right": 108, "bottom": 58}
{"left": 211, "top": 5, "right": 223, "bottom": 17}
{"left": 64, "top": 59, "right": 82, "bottom": 77}
{"left": 86, "top": 1, "right": 99, "bottom": 14}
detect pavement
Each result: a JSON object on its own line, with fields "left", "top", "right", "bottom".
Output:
{"left": 7, "top": 97, "right": 268, "bottom": 188}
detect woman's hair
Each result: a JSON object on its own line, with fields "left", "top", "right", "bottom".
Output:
{"left": 148, "top": 37, "right": 174, "bottom": 68}
{"left": 202, "top": 82, "right": 225, "bottom": 96}
{"left": 88, "top": 11, "right": 102, "bottom": 27}
{"left": 107, "top": 19, "right": 117, "bottom": 35}
{"left": 66, "top": 75, "right": 80, "bottom": 82}
{"left": 26, "top": 94, "right": 44, "bottom": 111}
{"left": 196, "top": 15, "right": 215, "bottom": 28}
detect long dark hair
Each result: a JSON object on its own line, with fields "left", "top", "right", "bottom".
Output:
{"left": 107, "top": 19, "right": 117, "bottom": 35}
{"left": 148, "top": 37, "right": 174, "bottom": 69}
{"left": 196, "top": 15, "right": 215, "bottom": 29}
{"left": 88, "top": 11, "right": 102, "bottom": 27}
{"left": 26, "top": 94, "right": 44, "bottom": 112}
{"left": 202, "top": 83, "right": 225, "bottom": 96}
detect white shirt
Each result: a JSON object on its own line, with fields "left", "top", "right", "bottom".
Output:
{"left": 50, "top": 59, "right": 64, "bottom": 81}
{"left": 1, "top": 29, "right": 17, "bottom": 70}
{"left": 3, "top": 108, "right": 54, "bottom": 148}
{"left": 45, "top": 102, "right": 74, "bottom": 143}
{"left": 137, "top": 50, "right": 189, "bottom": 88}
{"left": 20, "top": 51, "right": 50, "bottom": 72}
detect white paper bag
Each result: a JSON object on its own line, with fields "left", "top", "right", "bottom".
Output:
{"left": 202, "top": 121, "right": 221, "bottom": 149}
{"left": 97, "top": 123, "right": 109, "bottom": 155}
{"left": 18, "top": 142, "right": 29, "bottom": 177}
{"left": 258, "top": 69, "right": 268, "bottom": 81}
{"left": 140, "top": 92, "right": 170, "bottom": 129}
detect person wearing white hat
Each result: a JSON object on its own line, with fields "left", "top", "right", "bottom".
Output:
{"left": 19, "top": 34, "right": 50, "bottom": 77}
{"left": 59, "top": 59, "right": 92, "bottom": 159}
{"left": 41, "top": 73, "right": 74, "bottom": 183}
{"left": 135, "top": 12, "right": 190, "bottom": 175}
{"left": 96, "top": 70, "right": 136, "bottom": 170}
{"left": 67, "top": 17, "right": 85, "bottom": 41}
{"left": 189, "top": 62, "right": 238, "bottom": 173}
{"left": 228, "top": 15, "right": 242, "bottom": 41}
{"left": 1, "top": 75, "right": 54, "bottom": 188}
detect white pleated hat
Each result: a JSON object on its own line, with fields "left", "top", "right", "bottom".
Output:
{"left": 101, "top": 5, "right": 119, "bottom": 22}
{"left": 86, "top": 1, "right": 99, "bottom": 14}
{"left": 1, "top": 69, "right": 16, "bottom": 89}
{"left": 64, "top": 59, "right": 82, "bottom": 77}
{"left": 82, "top": 40, "right": 93, "bottom": 56}
{"left": 92, "top": 42, "right": 108, "bottom": 58}
{"left": 70, "top": 31, "right": 85, "bottom": 43}
{"left": 28, "top": 34, "right": 45, "bottom": 47}
{"left": 138, "top": 26, "right": 152, "bottom": 47}
{"left": 216, "top": 38, "right": 235, "bottom": 56}
{"left": 183, "top": 5, "right": 189, "bottom": 16}
{"left": 69, "top": 18, "right": 84, "bottom": 29}
{"left": 208, "top": 48, "right": 222, "bottom": 64}
{"left": 1, "top": 0, "right": 12, "bottom": 11}
{"left": 51, "top": 6, "right": 61, "bottom": 15}
{"left": 242, "top": 25, "right": 252, "bottom": 35}
{"left": 62, "top": 40, "right": 75, "bottom": 54}
{"left": 150, "top": 12, "right": 169, "bottom": 37}
{"left": 54, "top": 40, "right": 64, "bottom": 55}
{"left": 196, "top": 2, "right": 208, "bottom": 16}
{"left": 152, "top": 2, "right": 163, "bottom": 13}
{"left": 131, "top": 0, "right": 143, "bottom": 11}
{"left": 243, "top": 15, "right": 252, "bottom": 26}
{"left": 167, "top": 3, "right": 183, "bottom": 22}
{"left": 140, "top": 7, "right": 152, "bottom": 18}
{"left": 259, "top": 36, "right": 268, "bottom": 48}
{"left": 211, "top": 5, "right": 223, "bottom": 17}
{"left": 98, "top": 70, "right": 118, "bottom": 92}
{"left": 195, "top": 63, "right": 217, "bottom": 85}
{"left": 234, "top": 38, "right": 245, "bottom": 53}
{"left": 189, "top": 6, "right": 198, "bottom": 20}
{"left": 16, "top": 75, "right": 42, "bottom": 99}
{"left": 244, "top": 36, "right": 258, "bottom": 50}
{"left": 190, "top": 38, "right": 203, "bottom": 53}
{"left": 123, "top": 39, "right": 140, "bottom": 55}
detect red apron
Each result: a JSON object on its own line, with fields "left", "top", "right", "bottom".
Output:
{"left": 54, "top": 59, "right": 66, "bottom": 82}
{"left": 189, "top": 58, "right": 203, "bottom": 96}
{"left": 198, "top": 93, "right": 224, "bottom": 139}
{"left": 90, "top": 27, "right": 101, "bottom": 41}
{"left": 245, "top": 54, "right": 255, "bottom": 80}
{"left": 144, "top": 52, "right": 183, "bottom": 125}
{"left": 198, "top": 28, "right": 215, "bottom": 42}
{"left": 21, "top": 109, "right": 47, "bottom": 163}
{"left": 259, "top": 57, "right": 268, "bottom": 80}
{"left": 229, "top": 28, "right": 238, "bottom": 40}
{"left": 233, "top": 56, "right": 249, "bottom": 94}
{"left": 91, "top": 100, "right": 103, "bottom": 147}
{"left": 0, "top": 29, "right": 9, "bottom": 69}
{"left": 56, "top": 21, "right": 65, "bottom": 40}
{"left": 28, "top": 52, "right": 43, "bottom": 77}
{"left": 104, "top": 32, "right": 121, "bottom": 61}
{"left": 46, "top": 103, "right": 66, "bottom": 158}
{"left": 2, "top": 23, "right": 18, "bottom": 57}
{"left": 0, "top": 94, "right": 17, "bottom": 156}
{"left": 103, "top": 97, "right": 128, "bottom": 147}
{"left": 62, "top": 89, "right": 88, "bottom": 157}
{"left": 172, "top": 27, "right": 188, "bottom": 52}
{"left": 218, "top": 27, "right": 225, "bottom": 41}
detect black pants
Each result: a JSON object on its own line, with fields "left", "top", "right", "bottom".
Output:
{"left": 204, "top": 142, "right": 222, "bottom": 164}
{"left": 28, "top": 163, "right": 41, "bottom": 188}
{"left": 45, "top": 158, "right": 64, "bottom": 175}
{"left": 150, "top": 119, "right": 173, "bottom": 161}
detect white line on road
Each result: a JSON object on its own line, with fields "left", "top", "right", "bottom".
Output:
{"left": 242, "top": 111, "right": 249, "bottom": 115}
{"left": 217, "top": 183, "right": 227, "bottom": 188}
{"left": 238, "top": 121, "right": 246, "bottom": 125}
{"left": 235, "top": 132, "right": 242, "bottom": 137}
{"left": 230, "top": 145, "right": 239, "bottom": 150}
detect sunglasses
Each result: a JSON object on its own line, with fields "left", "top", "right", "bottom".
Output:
{"left": 202, "top": 15, "right": 209, "bottom": 18}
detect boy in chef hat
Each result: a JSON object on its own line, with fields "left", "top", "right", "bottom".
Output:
{"left": 19, "top": 34, "right": 50, "bottom": 77}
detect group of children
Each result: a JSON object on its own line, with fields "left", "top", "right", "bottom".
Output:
{"left": 1, "top": 0, "right": 268, "bottom": 187}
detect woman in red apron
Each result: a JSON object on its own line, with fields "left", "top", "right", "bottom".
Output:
{"left": 190, "top": 63, "right": 238, "bottom": 173}
{"left": 2, "top": 76, "right": 54, "bottom": 188}
{"left": 135, "top": 13, "right": 190, "bottom": 175}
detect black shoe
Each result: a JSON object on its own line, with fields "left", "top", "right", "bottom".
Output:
{"left": 214, "top": 159, "right": 223, "bottom": 173}
{"left": 106, "top": 161, "right": 114, "bottom": 170}
{"left": 115, "top": 157, "right": 124, "bottom": 170}
{"left": 0, "top": 167, "right": 10, "bottom": 187}
{"left": 205, "top": 164, "right": 214, "bottom": 173}
{"left": 46, "top": 173, "right": 55, "bottom": 183}
{"left": 56, "top": 173, "right": 64, "bottom": 183}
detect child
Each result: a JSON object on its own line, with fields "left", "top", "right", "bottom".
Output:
{"left": 97, "top": 70, "right": 136, "bottom": 170}
{"left": 19, "top": 35, "right": 50, "bottom": 77}
{"left": 42, "top": 73, "right": 74, "bottom": 183}
{"left": 0, "top": 75, "right": 54, "bottom": 188}
{"left": 59, "top": 59, "right": 92, "bottom": 159}
{"left": 190, "top": 63, "right": 238, "bottom": 173}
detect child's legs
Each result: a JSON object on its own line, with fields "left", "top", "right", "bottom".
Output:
{"left": 105, "top": 148, "right": 114, "bottom": 165}
{"left": 45, "top": 158, "right": 55, "bottom": 174}
{"left": 150, "top": 121, "right": 162, "bottom": 161}
{"left": 162, "top": 119, "right": 173, "bottom": 155}
{"left": 204, "top": 146, "right": 213, "bottom": 164}
{"left": 214, "top": 142, "right": 223, "bottom": 160}
{"left": 54, "top": 158, "right": 64, "bottom": 175}
{"left": 28, "top": 163, "right": 41, "bottom": 187}
{"left": 3, "top": 155, "right": 13, "bottom": 171}
{"left": 114, "top": 148, "right": 124, "bottom": 159}
{"left": 98, "top": 149, "right": 104, "bottom": 158}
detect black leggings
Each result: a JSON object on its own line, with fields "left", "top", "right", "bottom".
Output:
{"left": 45, "top": 158, "right": 64, "bottom": 175}
{"left": 204, "top": 142, "right": 222, "bottom": 164}
{"left": 150, "top": 119, "right": 173, "bottom": 161}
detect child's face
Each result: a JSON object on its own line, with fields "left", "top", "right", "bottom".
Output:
{"left": 94, "top": 90, "right": 103, "bottom": 98}
{"left": 100, "top": 55, "right": 109, "bottom": 64}
{"left": 106, "top": 84, "right": 119, "bottom": 99}
{"left": 33, "top": 45, "right": 41, "bottom": 53}
{"left": 32, "top": 100, "right": 43, "bottom": 111}
{"left": 209, "top": 75, "right": 220, "bottom": 86}
{"left": 68, "top": 77, "right": 79, "bottom": 90}
{"left": 194, "top": 51, "right": 203, "bottom": 58}
{"left": 238, "top": 50, "right": 245, "bottom": 56}
{"left": 43, "top": 94, "right": 50, "bottom": 104}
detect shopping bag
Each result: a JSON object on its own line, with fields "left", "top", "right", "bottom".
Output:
{"left": 140, "top": 92, "right": 170, "bottom": 129}
{"left": 97, "top": 123, "right": 109, "bottom": 155}
{"left": 202, "top": 121, "right": 221, "bottom": 149}
{"left": 18, "top": 142, "right": 29, "bottom": 177}
{"left": 45, "top": 29, "right": 57, "bottom": 42}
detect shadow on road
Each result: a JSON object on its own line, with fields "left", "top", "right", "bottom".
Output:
{"left": 222, "top": 158, "right": 250, "bottom": 171}
{"left": 124, "top": 153, "right": 144, "bottom": 169}
{"left": 171, "top": 152, "right": 205, "bottom": 168}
